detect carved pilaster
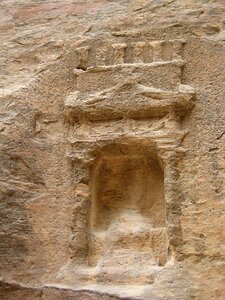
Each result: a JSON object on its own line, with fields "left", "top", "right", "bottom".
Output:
{"left": 162, "top": 151, "right": 184, "bottom": 260}
{"left": 67, "top": 150, "right": 94, "bottom": 264}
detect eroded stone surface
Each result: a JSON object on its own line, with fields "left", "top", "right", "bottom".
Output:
{"left": 0, "top": 0, "right": 225, "bottom": 299}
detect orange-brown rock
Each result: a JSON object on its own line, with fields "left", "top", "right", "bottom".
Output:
{"left": 0, "top": 1, "right": 225, "bottom": 299}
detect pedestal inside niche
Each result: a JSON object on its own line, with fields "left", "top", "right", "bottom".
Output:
{"left": 88, "top": 141, "right": 168, "bottom": 284}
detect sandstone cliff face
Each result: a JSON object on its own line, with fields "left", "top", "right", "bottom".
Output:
{"left": 0, "top": 1, "right": 225, "bottom": 299}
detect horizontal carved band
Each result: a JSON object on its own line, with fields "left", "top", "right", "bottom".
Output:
{"left": 65, "top": 84, "right": 195, "bottom": 122}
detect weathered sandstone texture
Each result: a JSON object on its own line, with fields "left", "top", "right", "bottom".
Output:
{"left": 0, "top": 0, "right": 225, "bottom": 299}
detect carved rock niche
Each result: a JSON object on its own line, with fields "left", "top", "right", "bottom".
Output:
{"left": 64, "top": 38, "right": 195, "bottom": 286}
{"left": 89, "top": 139, "right": 167, "bottom": 272}
{"left": 91, "top": 141, "right": 165, "bottom": 231}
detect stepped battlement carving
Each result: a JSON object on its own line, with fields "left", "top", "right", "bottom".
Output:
{"left": 66, "top": 38, "right": 192, "bottom": 129}
{"left": 75, "top": 39, "right": 185, "bottom": 70}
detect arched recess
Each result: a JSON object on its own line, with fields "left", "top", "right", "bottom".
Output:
{"left": 89, "top": 138, "right": 168, "bottom": 269}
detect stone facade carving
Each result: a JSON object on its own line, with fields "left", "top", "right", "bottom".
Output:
{"left": 61, "top": 37, "right": 196, "bottom": 286}
{"left": 1, "top": 1, "right": 225, "bottom": 299}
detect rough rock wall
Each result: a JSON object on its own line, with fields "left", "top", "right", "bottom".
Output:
{"left": 0, "top": 1, "right": 225, "bottom": 299}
